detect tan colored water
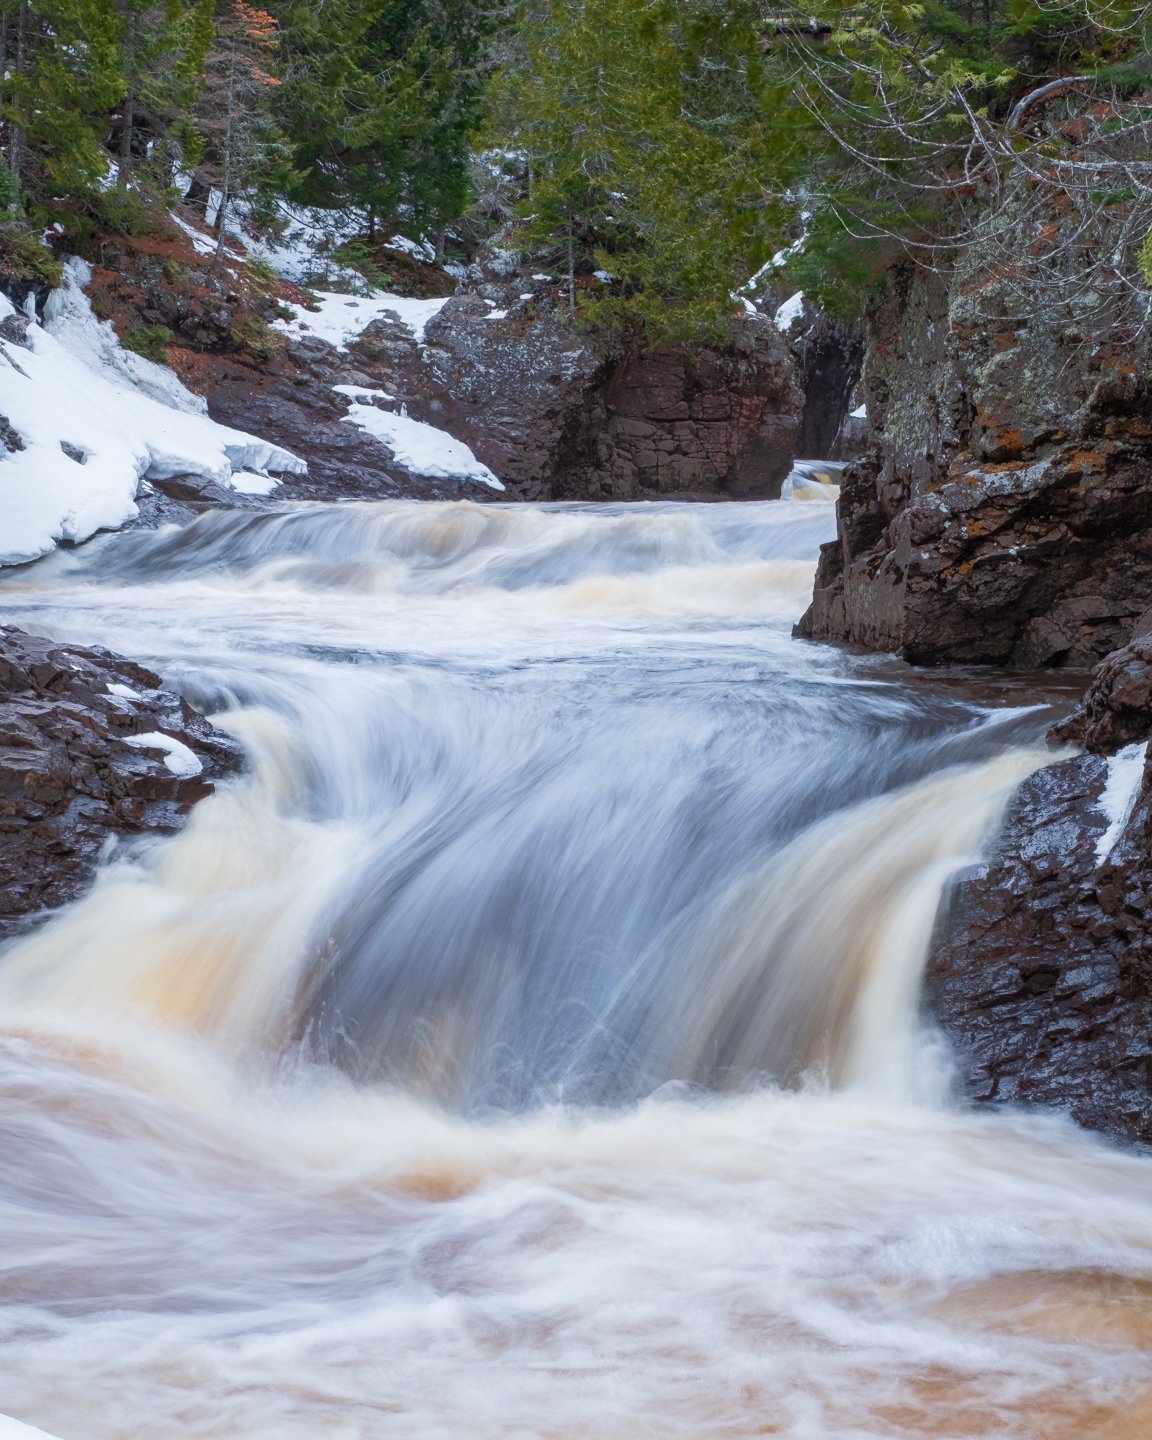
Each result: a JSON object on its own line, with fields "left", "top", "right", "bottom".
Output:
{"left": 0, "top": 493, "right": 1148, "bottom": 1439}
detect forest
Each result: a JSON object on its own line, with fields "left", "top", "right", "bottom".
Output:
{"left": 0, "top": 0, "right": 1148, "bottom": 344}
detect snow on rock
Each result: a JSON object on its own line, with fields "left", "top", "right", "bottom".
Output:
{"left": 774, "top": 291, "right": 806, "bottom": 334}
{"left": 0, "top": 262, "right": 305, "bottom": 566}
{"left": 850, "top": 403, "right": 867, "bottom": 420}
{"left": 122, "top": 730, "right": 204, "bottom": 778}
{"left": 1095, "top": 741, "right": 1148, "bottom": 864}
{"left": 332, "top": 383, "right": 395, "bottom": 403}
{"left": 338, "top": 394, "right": 504, "bottom": 490}
{"left": 275, "top": 289, "right": 450, "bottom": 349}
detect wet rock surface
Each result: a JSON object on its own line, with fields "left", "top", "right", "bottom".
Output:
{"left": 797, "top": 263, "right": 1152, "bottom": 666}
{"left": 0, "top": 626, "right": 241, "bottom": 940}
{"left": 928, "top": 636, "right": 1152, "bottom": 1147}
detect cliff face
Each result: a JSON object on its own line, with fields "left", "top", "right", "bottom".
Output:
{"left": 796, "top": 262, "right": 1152, "bottom": 666}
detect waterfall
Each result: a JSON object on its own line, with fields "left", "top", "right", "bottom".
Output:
{"left": 1, "top": 494, "right": 1150, "bottom": 1439}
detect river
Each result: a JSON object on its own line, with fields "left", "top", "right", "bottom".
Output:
{"left": 0, "top": 488, "right": 1150, "bottom": 1438}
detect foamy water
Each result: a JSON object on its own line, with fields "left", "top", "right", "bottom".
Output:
{"left": 0, "top": 492, "right": 1149, "bottom": 1438}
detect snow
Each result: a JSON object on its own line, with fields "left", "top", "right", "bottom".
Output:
{"left": 532, "top": 274, "right": 553, "bottom": 282}
{"left": 106, "top": 682, "right": 142, "bottom": 699}
{"left": 338, "top": 396, "right": 504, "bottom": 490}
{"left": 122, "top": 730, "right": 204, "bottom": 778}
{"left": 275, "top": 289, "right": 450, "bottom": 349}
{"left": 332, "top": 384, "right": 395, "bottom": 403}
{"left": 385, "top": 234, "right": 436, "bottom": 262}
{"left": 593, "top": 270, "right": 613, "bottom": 283}
{"left": 1095, "top": 741, "right": 1148, "bottom": 864}
{"left": 774, "top": 291, "right": 806, "bottom": 333}
{"left": 0, "top": 1417, "right": 59, "bottom": 1440}
{"left": 230, "top": 469, "right": 281, "bottom": 496}
{"left": 0, "top": 261, "right": 305, "bottom": 565}
{"left": 851, "top": 403, "right": 867, "bottom": 419}
{"left": 483, "top": 309, "right": 509, "bottom": 321}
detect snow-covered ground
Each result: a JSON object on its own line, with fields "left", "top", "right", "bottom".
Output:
{"left": 275, "top": 289, "right": 450, "bottom": 349}
{"left": 0, "top": 1416, "right": 58, "bottom": 1440}
{"left": 339, "top": 395, "right": 503, "bottom": 491}
{"left": 1096, "top": 741, "right": 1149, "bottom": 863}
{"left": 0, "top": 261, "right": 304, "bottom": 566}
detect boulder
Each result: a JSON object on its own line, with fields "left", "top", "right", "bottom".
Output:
{"left": 0, "top": 626, "right": 241, "bottom": 940}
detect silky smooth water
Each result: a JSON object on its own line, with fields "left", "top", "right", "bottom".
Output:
{"left": 0, "top": 493, "right": 1149, "bottom": 1439}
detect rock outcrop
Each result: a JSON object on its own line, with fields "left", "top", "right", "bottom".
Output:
{"left": 0, "top": 627, "right": 241, "bottom": 940}
{"left": 209, "top": 251, "right": 806, "bottom": 503}
{"left": 927, "top": 634, "right": 1152, "bottom": 1147}
{"left": 796, "top": 262, "right": 1152, "bottom": 666}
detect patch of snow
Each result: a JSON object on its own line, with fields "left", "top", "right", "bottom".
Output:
{"left": 774, "top": 291, "right": 806, "bottom": 333}
{"left": 483, "top": 309, "right": 509, "bottom": 321}
{"left": 1095, "top": 741, "right": 1148, "bottom": 864}
{"left": 106, "top": 682, "right": 142, "bottom": 699}
{"left": 592, "top": 270, "right": 613, "bottom": 283}
{"left": 0, "top": 265, "right": 304, "bottom": 565}
{"left": 385, "top": 234, "right": 436, "bottom": 262}
{"left": 519, "top": 293, "right": 534, "bottom": 301}
{"left": 230, "top": 469, "right": 281, "bottom": 496}
{"left": 531, "top": 274, "right": 552, "bottom": 282}
{"left": 851, "top": 403, "right": 867, "bottom": 419}
{"left": 332, "top": 384, "right": 395, "bottom": 403}
{"left": 276, "top": 290, "right": 450, "bottom": 349}
{"left": 340, "top": 400, "right": 503, "bottom": 490}
{"left": 122, "top": 730, "right": 204, "bottom": 778}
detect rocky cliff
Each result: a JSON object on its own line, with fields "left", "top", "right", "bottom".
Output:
{"left": 797, "top": 261, "right": 1152, "bottom": 666}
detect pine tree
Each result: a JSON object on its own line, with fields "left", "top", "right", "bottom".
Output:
{"left": 195, "top": 0, "right": 289, "bottom": 270}
{"left": 494, "top": 0, "right": 803, "bottom": 344}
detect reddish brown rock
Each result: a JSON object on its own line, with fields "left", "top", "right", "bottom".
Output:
{"left": 796, "top": 263, "right": 1152, "bottom": 666}
{"left": 0, "top": 627, "right": 241, "bottom": 940}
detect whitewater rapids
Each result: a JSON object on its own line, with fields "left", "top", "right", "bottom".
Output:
{"left": 0, "top": 492, "right": 1150, "bottom": 1439}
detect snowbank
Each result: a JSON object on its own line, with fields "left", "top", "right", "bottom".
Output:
{"left": 276, "top": 289, "right": 449, "bottom": 349}
{"left": 339, "top": 395, "right": 504, "bottom": 491}
{"left": 0, "top": 261, "right": 305, "bottom": 565}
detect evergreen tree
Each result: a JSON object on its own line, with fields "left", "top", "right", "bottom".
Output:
{"left": 493, "top": 0, "right": 803, "bottom": 344}
{"left": 269, "top": 0, "right": 492, "bottom": 239}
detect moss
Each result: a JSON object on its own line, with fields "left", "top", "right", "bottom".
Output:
{"left": 229, "top": 313, "right": 286, "bottom": 363}
{"left": 0, "top": 224, "right": 64, "bottom": 289}
{"left": 122, "top": 324, "right": 174, "bottom": 364}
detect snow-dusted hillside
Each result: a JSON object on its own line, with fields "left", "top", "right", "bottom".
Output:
{"left": 0, "top": 261, "right": 305, "bottom": 566}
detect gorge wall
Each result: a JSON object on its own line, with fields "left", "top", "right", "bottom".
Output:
{"left": 797, "top": 261, "right": 1152, "bottom": 667}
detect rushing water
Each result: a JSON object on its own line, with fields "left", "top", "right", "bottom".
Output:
{"left": 0, "top": 488, "right": 1150, "bottom": 1439}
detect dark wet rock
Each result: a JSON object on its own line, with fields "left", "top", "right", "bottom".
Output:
{"left": 792, "top": 313, "right": 864, "bottom": 461}
{"left": 1052, "top": 634, "right": 1152, "bottom": 753}
{"left": 0, "top": 626, "right": 241, "bottom": 941}
{"left": 796, "top": 262, "right": 1152, "bottom": 666}
{"left": 927, "top": 747, "right": 1152, "bottom": 1148}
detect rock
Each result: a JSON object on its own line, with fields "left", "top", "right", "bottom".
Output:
{"left": 0, "top": 626, "right": 241, "bottom": 940}
{"left": 414, "top": 262, "right": 804, "bottom": 500}
{"left": 1051, "top": 635, "right": 1152, "bottom": 753}
{"left": 791, "top": 313, "right": 864, "bottom": 461}
{"left": 207, "top": 250, "right": 807, "bottom": 504}
{"left": 926, "top": 748, "right": 1152, "bottom": 1148}
{"left": 796, "top": 262, "right": 1152, "bottom": 666}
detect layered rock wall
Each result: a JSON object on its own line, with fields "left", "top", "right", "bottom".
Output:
{"left": 797, "top": 262, "right": 1152, "bottom": 666}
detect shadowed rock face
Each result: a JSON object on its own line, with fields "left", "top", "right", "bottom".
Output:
{"left": 928, "top": 635, "right": 1152, "bottom": 1148}
{"left": 796, "top": 263, "right": 1152, "bottom": 667}
{"left": 0, "top": 627, "right": 241, "bottom": 940}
